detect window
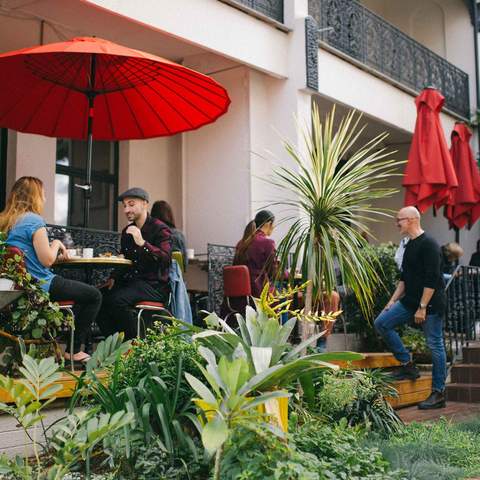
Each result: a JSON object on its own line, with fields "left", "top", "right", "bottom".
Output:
{"left": 55, "top": 139, "right": 119, "bottom": 230}
{"left": 0, "top": 129, "right": 7, "bottom": 212}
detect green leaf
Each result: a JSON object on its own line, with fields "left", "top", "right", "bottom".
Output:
{"left": 31, "top": 328, "right": 42, "bottom": 339}
{"left": 201, "top": 415, "right": 228, "bottom": 453}
{"left": 185, "top": 372, "right": 217, "bottom": 405}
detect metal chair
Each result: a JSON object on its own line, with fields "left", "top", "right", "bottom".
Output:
{"left": 135, "top": 300, "right": 173, "bottom": 337}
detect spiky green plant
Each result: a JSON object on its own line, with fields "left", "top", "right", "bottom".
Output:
{"left": 269, "top": 105, "right": 401, "bottom": 321}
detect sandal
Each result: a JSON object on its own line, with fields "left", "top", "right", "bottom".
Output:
{"left": 64, "top": 351, "right": 91, "bottom": 363}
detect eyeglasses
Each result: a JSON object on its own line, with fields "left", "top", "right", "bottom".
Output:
{"left": 395, "top": 217, "right": 411, "bottom": 223}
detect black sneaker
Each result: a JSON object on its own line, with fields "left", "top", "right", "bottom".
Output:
{"left": 389, "top": 362, "right": 421, "bottom": 381}
{"left": 418, "top": 391, "right": 446, "bottom": 410}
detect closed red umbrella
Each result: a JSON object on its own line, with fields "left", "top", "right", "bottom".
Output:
{"left": 0, "top": 37, "right": 230, "bottom": 225}
{"left": 403, "top": 88, "right": 458, "bottom": 213}
{"left": 445, "top": 123, "right": 480, "bottom": 229}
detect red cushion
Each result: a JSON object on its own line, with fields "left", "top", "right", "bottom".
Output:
{"left": 223, "top": 265, "right": 252, "bottom": 297}
{"left": 135, "top": 301, "right": 165, "bottom": 309}
{"left": 57, "top": 300, "right": 75, "bottom": 307}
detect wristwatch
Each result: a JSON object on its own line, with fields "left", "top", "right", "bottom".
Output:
{"left": 419, "top": 303, "right": 427, "bottom": 310}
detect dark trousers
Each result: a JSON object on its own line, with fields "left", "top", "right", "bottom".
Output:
{"left": 97, "top": 279, "right": 167, "bottom": 340}
{"left": 49, "top": 275, "right": 102, "bottom": 353}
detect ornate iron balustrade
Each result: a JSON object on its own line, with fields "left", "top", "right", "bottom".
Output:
{"left": 47, "top": 224, "right": 121, "bottom": 285}
{"left": 207, "top": 243, "right": 236, "bottom": 314}
{"left": 309, "top": 0, "right": 470, "bottom": 119}
{"left": 445, "top": 266, "right": 480, "bottom": 359}
{"left": 230, "top": 0, "right": 284, "bottom": 23}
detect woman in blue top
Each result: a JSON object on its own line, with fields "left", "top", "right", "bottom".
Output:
{"left": 0, "top": 177, "right": 101, "bottom": 363}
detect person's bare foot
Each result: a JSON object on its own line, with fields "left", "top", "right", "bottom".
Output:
{"left": 64, "top": 351, "right": 91, "bottom": 363}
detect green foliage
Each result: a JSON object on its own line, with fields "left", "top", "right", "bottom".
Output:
{"left": 0, "top": 233, "right": 70, "bottom": 373}
{"left": 268, "top": 105, "right": 400, "bottom": 315}
{"left": 195, "top": 304, "right": 362, "bottom": 392}
{"left": 0, "top": 341, "right": 134, "bottom": 480}
{"left": 70, "top": 332, "right": 203, "bottom": 478}
{"left": 400, "top": 326, "right": 431, "bottom": 363}
{"left": 292, "top": 420, "right": 407, "bottom": 480}
{"left": 117, "top": 323, "right": 202, "bottom": 408}
{"left": 300, "top": 369, "right": 403, "bottom": 435}
{"left": 0, "top": 235, "right": 68, "bottom": 340}
{"left": 220, "top": 427, "right": 322, "bottom": 480}
{"left": 344, "top": 243, "right": 400, "bottom": 350}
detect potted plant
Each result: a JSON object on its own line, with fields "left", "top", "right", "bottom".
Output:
{"left": 268, "top": 105, "right": 400, "bottom": 341}
{"left": 0, "top": 232, "right": 22, "bottom": 308}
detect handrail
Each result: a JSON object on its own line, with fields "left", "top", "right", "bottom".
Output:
{"left": 445, "top": 265, "right": 480, "bottom": 360}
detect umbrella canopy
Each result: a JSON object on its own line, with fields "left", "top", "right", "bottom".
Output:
{"left": 0, "top": 37, "right": 230, "bottom": 226}
{"left": 403, "top": 88, "right": 458, "bottom": 213}
{"left": 445, "top": 123, "right": 480, "bottom": 229}
{"left": 0, "top": 37, "right": 230, "bottom": 140}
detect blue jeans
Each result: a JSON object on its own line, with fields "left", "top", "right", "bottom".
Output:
{"left": 374, "top": 301, "right": 446, "bottom": 392}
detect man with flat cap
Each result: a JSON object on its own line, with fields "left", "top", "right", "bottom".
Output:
{"left": 97, "top": 187, "right": 172, "bottom": 339}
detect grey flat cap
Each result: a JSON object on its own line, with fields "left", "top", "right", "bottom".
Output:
{"left": 118, "top": 187, "right": 149, "bottom": 202}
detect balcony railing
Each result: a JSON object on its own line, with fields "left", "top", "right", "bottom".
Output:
{"left": 309, "top": 0, "right": 470, "bottom": 119}
{"left": 228, "top": 0, "right": 284, "bottom": 23}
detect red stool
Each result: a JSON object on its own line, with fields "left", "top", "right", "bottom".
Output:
{"left": 223, "top": 265, "right": 252, "bottom": 319}
{"left": 57, "top": 300, "right": 76, "bottom": 371}
{"left": 135, "top": 301, "right": 171, "bottom": 337}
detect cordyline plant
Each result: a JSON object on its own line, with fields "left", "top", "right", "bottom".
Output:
{"left": 268, "top": 105, "right": 400, "bottom": 333}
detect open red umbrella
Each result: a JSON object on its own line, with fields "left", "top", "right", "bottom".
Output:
{"left": 403, "top": 88, "right": 458, "bottom": 213}
{"left": 0, "top": 37, "right": 230, "bottom": 225}
{"left": 445, "top": 123, "right": 480, "bottom": 229}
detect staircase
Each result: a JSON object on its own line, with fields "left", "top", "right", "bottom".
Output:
{"left": 447, "top": 345, "right": 480, "bottom": 402}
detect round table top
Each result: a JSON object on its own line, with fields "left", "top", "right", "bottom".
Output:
{"left": 54, "top": 257, "right": 133, "bottom": 266}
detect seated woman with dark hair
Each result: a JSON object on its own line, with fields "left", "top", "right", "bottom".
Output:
{"left": 151, "top": 200, "right": 187, "bottom": 270}
{"left": 233, "top": 209, "right": 278, "bottom": 297}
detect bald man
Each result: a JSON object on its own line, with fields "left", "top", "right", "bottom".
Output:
{"left": 374, "top": 206, "right": 447, "bottom": 410}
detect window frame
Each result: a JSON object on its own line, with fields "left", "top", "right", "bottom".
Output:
{"left": 55, "top": 140, "right": 119, "bottom": 230}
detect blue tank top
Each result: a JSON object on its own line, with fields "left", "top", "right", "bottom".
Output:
{"left": 7, "top": 213, "right": 55, "bottom": 292}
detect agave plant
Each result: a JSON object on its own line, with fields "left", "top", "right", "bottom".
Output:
{"left": 269, "top": 105, "right": 400, "bottom": 326}
{"left": 193, "top": 286, "right": 363, "bottom": 392}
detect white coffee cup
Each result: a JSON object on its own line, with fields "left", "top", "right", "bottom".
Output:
{"left": 67, "top": 249, "right": 77, "bottom": 258}
{"left": 82, "top": 248, "right": 94, "bottom": 259}
{"left": 186, "top": 248, "right": 195, "bottom": 260}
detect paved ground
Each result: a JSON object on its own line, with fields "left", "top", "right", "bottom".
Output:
{"left": 397, "top": 401, "right": 480, "bottom": 424}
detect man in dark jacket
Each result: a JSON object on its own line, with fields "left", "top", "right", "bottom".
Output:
{"left": 97, "top": 187, "right": 171, "bottom": 339}
{"left": 374, "top": 206, "right": 447, "bottom": 410}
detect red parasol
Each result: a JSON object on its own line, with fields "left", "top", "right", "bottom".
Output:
{"left": 445, "top": 123, "right": 480, "bottom": 229}
{"left": 0, "top": 37, "right": 230, "bottom": 225}
{"left": 403, "top": 88, "right": 458, "bottom": 213}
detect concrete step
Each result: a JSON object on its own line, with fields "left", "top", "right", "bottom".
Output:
{"left": 451, "top": 364, "right": 480, "bottom": 384}
{"left": 446, "top": 383, "right": 480, "bottom": 403}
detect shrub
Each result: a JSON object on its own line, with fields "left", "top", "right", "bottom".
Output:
{"left": 305, "top": 369, "right": 403, "bottom": 435}
{"left": 292, "top": 420, "right": 406, "bottom": 480}
{"left": 117, "top": 322, "right": 202, "bottom": 408}
{"left": 344, "top": 243, "right": 400, "bottom": 351}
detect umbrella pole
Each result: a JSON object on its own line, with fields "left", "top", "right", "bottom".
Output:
{"left": 455, "top": 226, "right": 459, "bottom": 244}
{"left": 83, "top": 53, "right": 97, "bottom": 228}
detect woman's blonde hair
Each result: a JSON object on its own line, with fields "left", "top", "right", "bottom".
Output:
{"left": 0, "top": 176, "right": 44, "bottom": 234}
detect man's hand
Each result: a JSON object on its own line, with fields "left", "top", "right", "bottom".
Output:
{"left": 126, "top": 225, "right": 145, "bottom": 246}
{"left": 414, "top": 308, "right": 427, "bottom": 324}
{"left": 384, "top": 300, "right": 395, "bottom": 311}
{"left": 99, "top": 278, "right": 115, "bottom": 290}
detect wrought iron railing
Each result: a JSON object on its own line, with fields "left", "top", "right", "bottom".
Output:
{"left": 230, "top": 0, "right": 284, "bottom": 23}
{"left": 207, "top": 243, "right": 236, "bottom": 314}
{"left": 445, "top": 266, "right": 480, "bottom": 359}
{"left": 309, "top": 0, "right": 470, "bottom": 119}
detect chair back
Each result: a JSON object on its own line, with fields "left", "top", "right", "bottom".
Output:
{"left": 172, "top": 251, "right": 184, "bottom": 273}
{"left": 223, "top": 265, "right": 252, "bottom": 298}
